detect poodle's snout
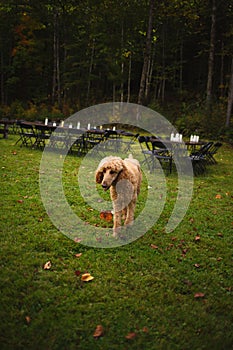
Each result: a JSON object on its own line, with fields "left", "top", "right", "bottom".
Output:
{"left": 102, "top": 183, "right": 109, "bottom": 191}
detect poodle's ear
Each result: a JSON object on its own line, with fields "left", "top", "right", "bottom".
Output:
{"left": 95, "top": 169, "right": 103, "bottom": 184}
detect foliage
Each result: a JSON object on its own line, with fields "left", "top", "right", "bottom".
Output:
{"left": 0, "top": 0, "right": 232, "bottom": 129}
{"left": 0, "top": 135, "right": 233, "bottom": 349}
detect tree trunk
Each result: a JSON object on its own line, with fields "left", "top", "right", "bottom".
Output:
{"left": 1, "top": 51, "right": 4, "bottom": 104}
{"left": 86, "top": 38, "right": 95, "bottom": 105}
{"left": 179, "top": 38, "right": 183, "bottom": 93}
{"left": 52, "top": 9, "right": 61, "bottom": 107}
{"left": 226, "top": 57, "right": 233, "bottom": 128}
{"left": 138, "top": 0, "right": 154, "bottom": 105}
{"left": 120, "top": 22, "right": 124, "bottom": 103}
{"left": 127, "top": 54, "right": 131, "bottom": 103}
{"left": 206, "top": 0, "right": 216, "bottom": 111}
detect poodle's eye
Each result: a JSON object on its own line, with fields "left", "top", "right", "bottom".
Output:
{"left": 110, "top": 170, "right": 116, "bottom": 174}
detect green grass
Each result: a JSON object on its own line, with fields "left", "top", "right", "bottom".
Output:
{"left": 1, "top": 135, "right": 233, "bottom": 350}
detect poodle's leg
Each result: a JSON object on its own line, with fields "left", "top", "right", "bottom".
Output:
{"left": 124, "top": 199, "right": 136, "bottom": 227}
{"left": 113, "top": 210, "right": 122, "bottom": 237}
{"left": 122, "top": 207, "right": 127, "bottom": 221}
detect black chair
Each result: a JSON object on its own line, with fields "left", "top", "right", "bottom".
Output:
{"left": 138, "top": 135, "right": 154, "bottom": 171}
{"left": 48, "top": 127, "right": 69, "bottom": 150}
{"left": 16, "top": 122, "right": 36, "bottom": 147}
{"left": 138, "top": 136, "right": 173, "bottom": 174}
{"left": 150, "top": 139, "right": 173, "bottom": 174}
{"left": 67, "top": 128, "right": 85, "bottom": 155}
{"left": 34, "top": 124, "right": 52, "bottom": 149}
{"left": 206, "top": 142, "right": 222, "bottom": 164}
{"left": 120, "top": 132, "right": 140, "bottom": 153}
{"left": 189, "top": 141, "right": 214, "bottom": 175}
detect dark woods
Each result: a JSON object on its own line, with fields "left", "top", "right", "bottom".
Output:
{"left": 0, "top": 0, "right": 232, "bottom": 137}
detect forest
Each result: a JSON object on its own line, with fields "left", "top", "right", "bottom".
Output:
{"left": 0, "top": 0, "right": 232, "bottom": 138}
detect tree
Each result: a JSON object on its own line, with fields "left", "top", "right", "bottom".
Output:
{"left": 226, "top": 57, "right": 233, "bottom": 127}
{"left": 138, "top": 0, "right": 154, "bottom": 105}
{"left": 206, "top": 0, "right": 216, "bottom": 111}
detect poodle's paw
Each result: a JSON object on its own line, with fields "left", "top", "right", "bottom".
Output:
{"left": 112, "top": 227, "right": 121, "bottom": 238}
{"left": 124, "top": 219, "right": 134, "bottom": 227}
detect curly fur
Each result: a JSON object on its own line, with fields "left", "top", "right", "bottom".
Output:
{"left": 95, "top": 155, "right": 142, "bottom": 236}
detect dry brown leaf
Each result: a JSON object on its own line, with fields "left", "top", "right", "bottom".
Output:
{"left": 74, "top": 237, "right": 82, "bottom": 243}
{"left": 100, "top": 211, "right": 113, "bottom": 222}
{"left": 125, "top": 332, "right": 137, "bottom": 340}
{"left": 194, "top": 263, "right": 201, "bottom": 268}
{"left": 194, "top": 292, "right": 205, "bottom": 298}
{"left": 81, "top": 273, "right": 94, "bottom": 282}
{"left": 150, "top": 244, "right": 159, "bottom": 249}
{"left": 93, "top": 325, "right": 104, "bottom": 338}
{"left": 142, "top": 326, "right": 149, "bottom": 333}
{"left": 215, "top": 194, "right": 222, "bottom": 199}
{"left": 25, "top": 316, "right": 31, "bottom": 324}
{"left": 43, "top": 261, "right": 52, "bottom": 270}
{"left": 75, "top": 253, "right": 82, "bottom": 258}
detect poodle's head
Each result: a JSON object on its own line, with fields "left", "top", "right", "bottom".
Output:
{"left": 95, "top": 157, "right": 124, "bottom": 191}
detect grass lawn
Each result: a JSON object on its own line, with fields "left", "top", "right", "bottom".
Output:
{"left": 1, "top": 135, "right": 233, "bottom": 350}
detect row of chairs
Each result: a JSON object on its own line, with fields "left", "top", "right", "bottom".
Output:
{"left": 15, "top": 122, "right": 139, "bottom": 155}
{"left": 138, "top": 136, "right": 222, "bottom": 176}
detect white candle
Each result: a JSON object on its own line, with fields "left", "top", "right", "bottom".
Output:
{"left": 69, "top": 123, "right": 72, "bottom": 128}
{"left": 87, "top": 123, "right": 91, "bottom": 130}
{"left": 53, "top": 122, "right": 56, "bottom": 127}
{"left": 45, "top": 118, "right": 48, "bottom": 125}
{"left": 61, "top": 120, "right": 64, "bottom": 127}
{"left": 77, "top": 122, "right": 80, "bottom": 129}
{"left": 113, "top": 126, "right": 116, "bottom": 131}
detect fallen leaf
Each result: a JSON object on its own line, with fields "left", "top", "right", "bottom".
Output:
{"left": 93, "top": 325, "right": 104, "bottom": 338}
{"left": 43, "top": 261, "right": 52, "bottom": 270}
{"left": 17, "top": 199, "right": 23, "bottom": 203}
{"left": 142, "top": 326, "right": 149, "bottom": 333}
{"left": 25, "top": 316, "right": 31, "bottom": 324}
{"left": 38, "top": 217, "right": 43, "bottom": 222}
{"left": 215, "top": 194, "right": 222, "bottom": 199}
{"left": 150, "top": 244, "right": 158, "bottom": 249}
{"left": 75, "top": 253, "right": 82, "bottom": 258}
{"left": 195, "top": 235, "right": 201, "bottom": 241}
{"left": 74, "top": 237, "right": 82, "bottom": 243}
{"left": 125, "top": 332, "right": 137, "bottom": 340}
{"left": 12, "top": 151, "right": 17, "bottom": 155}
{"left": 75, "top": 270, "right": 81, "bottom": 276}
{"left": 194, "top": 292, "right": 205, "bottom": 298}
{"left": 194, "top": 263, "right": 201, "bottom": 268}
{"left": 81, "top": 273, "right": 94, "bottom": 282}
{"left": 100, "top": 211, "right": 113, "bottom": 222}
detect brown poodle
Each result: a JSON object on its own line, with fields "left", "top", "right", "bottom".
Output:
{"left": 95, "top": 155, "right": 142, "bottom": 236}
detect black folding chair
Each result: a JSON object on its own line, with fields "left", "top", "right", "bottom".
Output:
{"left": 34, "top": 124, "right": 52, "bottom": 149}
{"left": 206, "top": 142, "right": 222, "bottom": 164}
{"left": 16, "top": 122, "right": 36, "bottom": 147}
{"left": 189, "top": 141, "right": 214, "bottom": 175}
{"left": 67, "top": 128, "right": 85, "bottom": 155}
{"left": 150, "top": 139, "right": 173, "bottom": 174}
